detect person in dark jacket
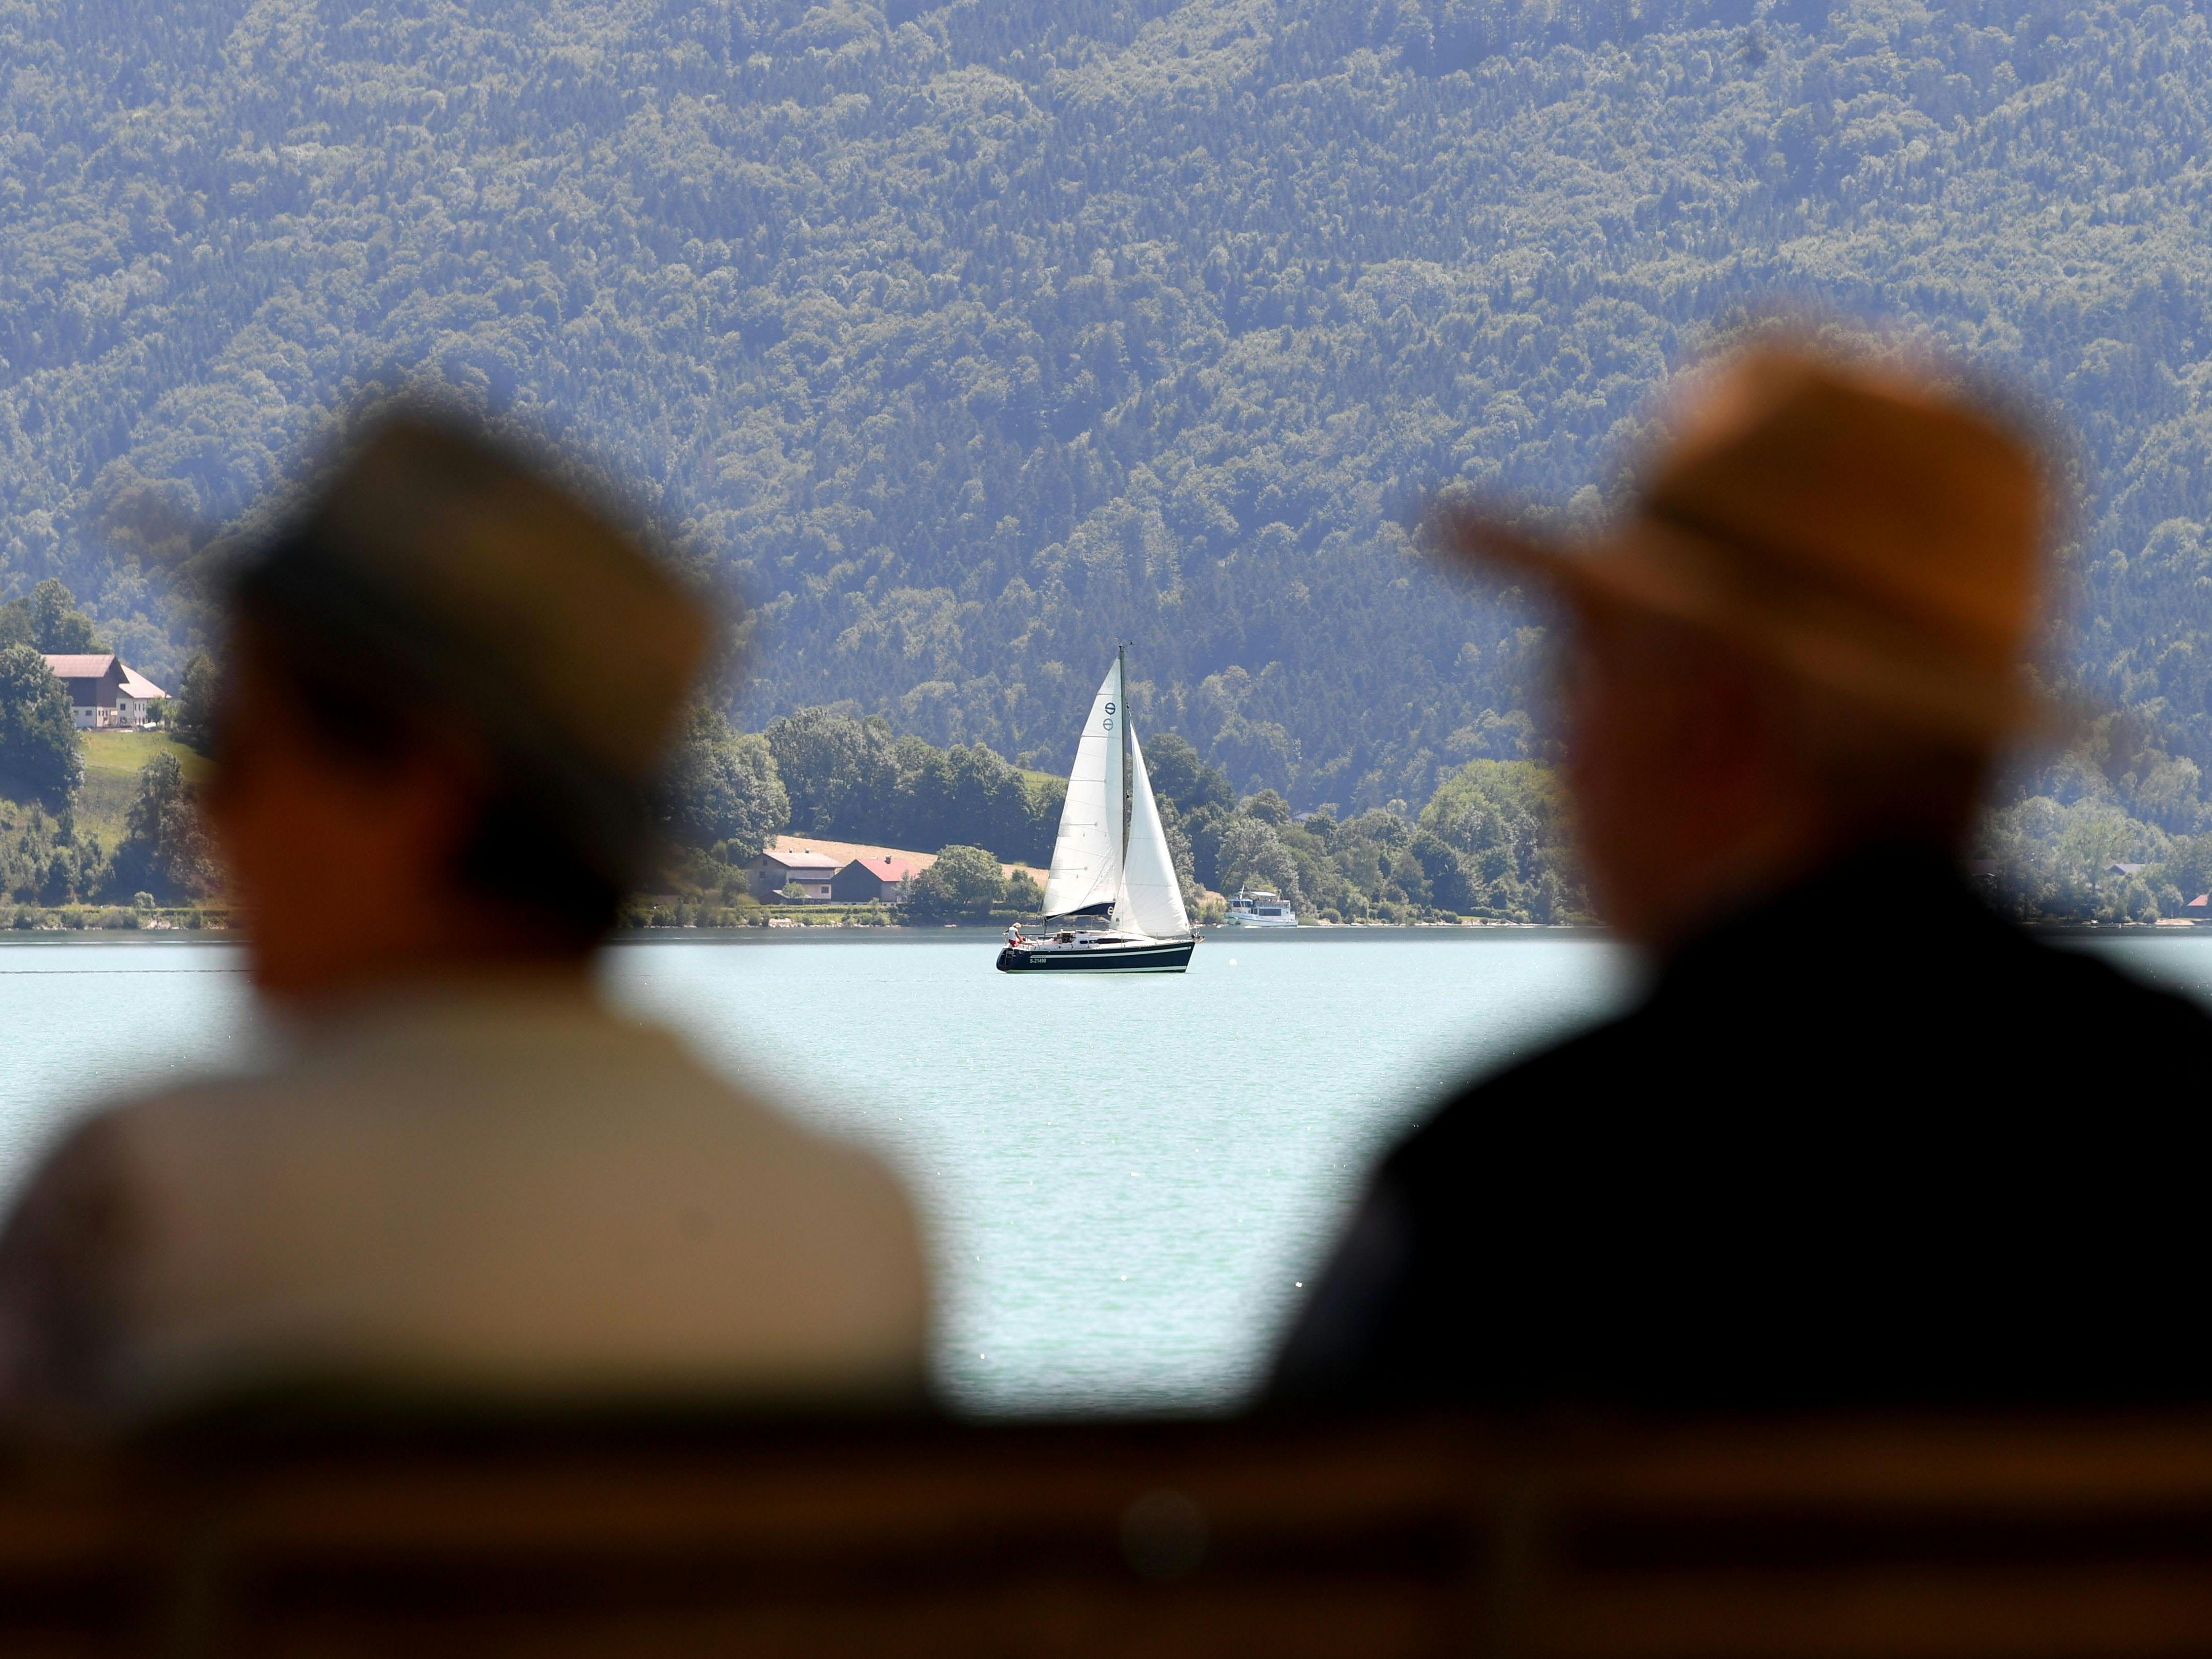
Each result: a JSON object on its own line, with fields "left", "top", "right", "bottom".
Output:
{"left": 1271, "top": 342, "right": 2212, "bottom": 1412}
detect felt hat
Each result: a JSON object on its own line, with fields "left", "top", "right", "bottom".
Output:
{"left": 233, "top": 416, "right": 715, "bottom": 878}
{"left": 1439, "top": 347, "right": 2050, "bottom": 742}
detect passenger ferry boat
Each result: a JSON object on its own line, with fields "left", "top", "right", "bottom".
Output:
{"left": 1226, "top": 886, "right": 1298, "bottom": 927}
{"left": 998, "top": 647, "right": 1198, "bottom": 974}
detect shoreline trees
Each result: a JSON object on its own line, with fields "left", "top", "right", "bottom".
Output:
{"left": 0, "top": 646, "right": 81, "bottom": 813}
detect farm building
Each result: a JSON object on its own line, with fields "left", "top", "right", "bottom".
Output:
{"left": 831, "top": 855, "right": 923, "bottom": 903}
{"left": 744, "top": 848, "right": 839, "bottom": 902}
{"left": 43, "top": 655, "right": 169, "bottom": 730}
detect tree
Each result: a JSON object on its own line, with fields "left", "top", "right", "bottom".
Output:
{"left": 28, "top": 581, "right": 100, "bottom": 654}
{"left": 1408, "top": 831, "right": 1478, "bottom": 914}
{"left": 0, "top": 799, "right": 83, "bottom": 902}
{"left": 2149, "top": 833, "right": 2212, "bottom": 911}
{"left": 660, "top": 704, "right": 788, "bottom": 862}
{"left": 934, "top": 743, "right": 1049, "bottom": 863}
{"left": 1004, "top": 869, "right": 1043, "bottom": 913}
{"left": 755, "top": 707, "right": 1055, "bottom": 862}
{"left": 904, "top": 844, "right": 1006, "bottom": 920}
{"left": 1419, "top": 760, "right": 1581, "bottom": 918}
{"left": 763, "top": 709, "right": 899, "bottom": 837}
{"left": 889, "top": 737, "right": 1049, "bottom": 861}
{"left": 1143, "top": 734, "right": 1233, "bottom": 816}
{"left": 0, "top": 598, "right": 31, "bottom": 649}
{"left": 172, "top": 652, "right": 219, "bottom": 754}
{"left": 0, "top": 645, "right": 82, "bottom": 811}
{"left": 1180, "top": 803, "right": 1227, "bottom": 891}
{"left": 110, "top": 753, "right": 215, "bottom": 902}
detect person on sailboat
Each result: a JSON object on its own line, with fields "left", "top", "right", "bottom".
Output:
{"left": 1007, "top": 646, "right": 1197, "bottom": 972}
{"left": 1271, "top": 340, "right": 2212, "bottom": 1413}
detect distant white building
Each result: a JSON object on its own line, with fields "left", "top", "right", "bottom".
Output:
{"left": 117, "top": 663, "right": 168, "bottom": 727}
{"left": 43, "top": 655, "right": 169, "bottom": 730}
{"left": 744, "top": 847, "right": 839, "bottom": 902}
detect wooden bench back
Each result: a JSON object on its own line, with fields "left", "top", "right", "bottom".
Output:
{"left": 4, "top": 1412, "right": 2212, "bottom": 1657}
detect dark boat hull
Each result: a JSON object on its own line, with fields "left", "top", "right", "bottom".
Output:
{"left": 997, "top": 939, "right": 1195, "bottom": 974}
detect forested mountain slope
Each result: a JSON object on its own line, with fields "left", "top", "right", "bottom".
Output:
{"left": 4, "top": 0, "right": 2211, "bottom": 815}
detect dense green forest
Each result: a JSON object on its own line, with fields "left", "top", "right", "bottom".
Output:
{"left": 3, "top": 0, "right": 2212, "bottom": 919}
{"left": 0, "top": 622, "right": 1582, "bottom": 924}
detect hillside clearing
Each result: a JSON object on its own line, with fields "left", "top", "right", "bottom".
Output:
{"left": 74, "top": 732, "right": 204, "bottom": 850}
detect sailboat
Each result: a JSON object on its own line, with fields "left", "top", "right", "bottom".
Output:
{"left": 997, "top": 648, "right": 1198, "bottom": 974}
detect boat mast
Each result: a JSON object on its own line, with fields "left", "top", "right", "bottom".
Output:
{"left": 1117, "top": 643, "right": 1132, "bottom": 863}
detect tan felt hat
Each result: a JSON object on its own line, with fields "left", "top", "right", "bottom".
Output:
{"left": 1439, "top": 346, "right": 2051, "bottom": 742}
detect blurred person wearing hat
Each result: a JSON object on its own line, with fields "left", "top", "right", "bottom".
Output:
{"left": 1271, "top": 343, "right": 2212, "bottom": 1411}
{"left": 0, "top": 418, "right": 929, "bottom": 1423}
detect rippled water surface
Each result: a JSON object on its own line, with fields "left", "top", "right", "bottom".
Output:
{"left": 6, "top": 927, "right": 2206, "bottom": 1410}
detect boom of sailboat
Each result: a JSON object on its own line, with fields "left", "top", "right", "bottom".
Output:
{"left": 997, "top": 648, "right": 1198, "bottom": 974}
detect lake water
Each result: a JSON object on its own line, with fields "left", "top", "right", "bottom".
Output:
{"left": 5, "top": 928, "right": 2210, "bottom": 1412}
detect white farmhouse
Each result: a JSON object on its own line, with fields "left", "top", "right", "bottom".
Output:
{"left": 744, "top": 847, "right": 840, "bottom": 901}
{"left": 43, "top": 655, "right": 170, "bottom": 730}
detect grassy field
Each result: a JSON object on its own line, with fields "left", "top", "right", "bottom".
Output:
{"left": 74, "top": 730, "right": 204, "bottom": 848}
{"left": 79, "top": 729, "right": 203, "bottom": 779}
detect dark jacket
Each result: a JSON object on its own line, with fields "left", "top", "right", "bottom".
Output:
{"left": 1271, "top": 846, "right": 2212, "bottom": 1411}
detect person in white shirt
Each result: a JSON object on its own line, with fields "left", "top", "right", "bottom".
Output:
{"left": 0, "top": 418, "right": 930, "bottom": 1423}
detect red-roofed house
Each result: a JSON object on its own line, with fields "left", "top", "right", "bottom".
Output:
{"left": 43, "top": 654, "right": 169, "bottom": 730}
{"left": 831, "top": 854, "right": 923, "bottom": 904}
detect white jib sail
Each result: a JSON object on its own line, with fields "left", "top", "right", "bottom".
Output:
{"left": 1040, "top": 656, "right": 1126, "bottom": 918}
{"left": 1116, "top": 728, "right": 1190, "bottom": 939}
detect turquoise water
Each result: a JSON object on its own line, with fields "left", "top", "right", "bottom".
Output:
{"left": 605, "top": 929, "right": 1633, "bottom": 1410}
{"left": 4, "top": 928, "right": 2208, "bottom": 1411}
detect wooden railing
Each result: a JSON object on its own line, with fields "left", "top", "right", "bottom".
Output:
{"left": 5, "top": 1409, "right": 2212, "bottom": 1655}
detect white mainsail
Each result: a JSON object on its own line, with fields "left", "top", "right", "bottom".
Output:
{"left": 1039, "top": 656, "right": 1126, "bottom": 918}
{"left": 1115, "top": 729, "right": 1190, "bottom": 939}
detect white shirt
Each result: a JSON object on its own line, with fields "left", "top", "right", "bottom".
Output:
{"left": 0, "top": 979, "right": 930, "bottom": 1420}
